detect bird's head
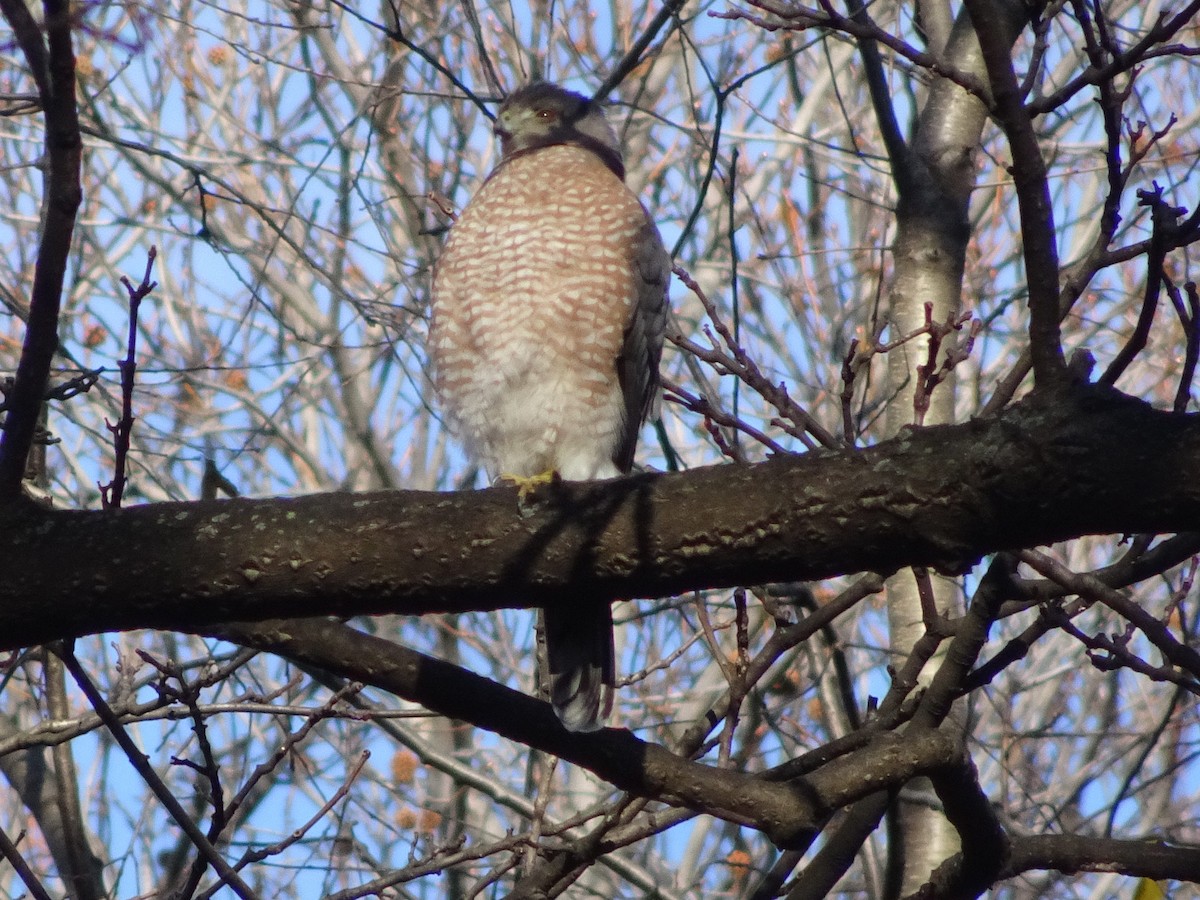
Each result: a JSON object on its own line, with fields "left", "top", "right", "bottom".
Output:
{"left": 494, "top": 83, "right": 623, "bottom": 175}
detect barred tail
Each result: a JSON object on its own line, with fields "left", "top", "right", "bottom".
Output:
{"left": 543, "top": 600, "right": 614, "bottom": 732}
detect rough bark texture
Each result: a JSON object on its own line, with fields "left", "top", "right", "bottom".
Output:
{"left": 1, "top": 385, "right": 1196, "bottom": 650}
{"left": 880, "top": 0, "right": 1021, "bottom": 881}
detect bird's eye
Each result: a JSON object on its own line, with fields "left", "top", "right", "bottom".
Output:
{"left": 536, "top": 109, "right": 557, "bottom": 121}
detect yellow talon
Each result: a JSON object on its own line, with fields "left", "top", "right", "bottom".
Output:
{"left": 499, "top": 469, "right": 559, "bottom": 511}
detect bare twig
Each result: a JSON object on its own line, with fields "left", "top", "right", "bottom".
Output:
{"left": 593, "top": 0, "right": 689, "bottom": 103}
{"left": 984, "top": 220, "right": 1200, "bottom": 414}
{"left": 134, "top": 651, "right": 231, "bottom": 879}
{"left": 662, "top": 377, "right": 785, "bottom": 458}
{"left": 1019, "top": 549, "right": 1200, "bottom": 685}
{"left": 44, "top": 368, "right": 101, "bottom": 403}
{"left": 223, "top": 681, "right": 360, "bottom": 825}
{"left": 1101, "top": 184, "right": 1183, "bottom": 387}
{"left": 1025, "top": 0, "right": 1200, "bottom": 116}
{"left": 1049, "top": 607, "right": 1200, "bottom": 693}
{"left": 217, "top": 750, "right": 368, "bottom": 878}
{"left": 325, "top": 0, "right": 494, "bottom": 117}
{"left": 57, "top": 645, "right": 258, "bottom": 900}
{"left": 671, "top": 265, "right": 840, "bottom": 449}
{"left": 99, "top": 247, "right": 157, "bottom": 509}
{"left": 839, "top": 307, "right": 976, "bottom": 427}
{"left": 912, "top": 305, "right": 981, "bottom": 426}
{"left": 0, "top": 369, "right": 100, "bottom": 414}
{"left": 1073, "top": 0, "right": 1132, "bottom": 252}
{"left": 714, "top": 0, "right": 991, "bottom": 101}
{"left": 676, "top": 575, "right": 886, "bottom": 765}
{"left": 333, "top": 835, "right": 531, "bottom": 900}
{"left": 691, "top": 590, "right": 747, "bottom": 769}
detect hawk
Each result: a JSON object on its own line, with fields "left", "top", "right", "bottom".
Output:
{"left": 430, "top": 83, "right": 669, "bottom": 731}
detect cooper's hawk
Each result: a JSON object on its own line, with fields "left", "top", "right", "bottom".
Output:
{"left": 430, "top": 83, "right": 669, "bottom": 732}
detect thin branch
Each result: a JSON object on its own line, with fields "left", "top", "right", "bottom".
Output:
{"left": 716, "top": 0, "right": 991, "bottom": 101}
{"left": 1104, "top": 683, "right": 1186, "bottom": 838}
{"left": 674, "top": 575, "right": 884, "bottom": 763}
{"left": 57, "top": 646, "right": 258, "bottom": 900}
{"left": 984, "top": 223, "right": 1200, "bottom": 414}
{"left": 43, "top": 653, "right": 104, "bottom": 900}
{"left": 662, "top": 377, "right": 787, "bottom": 458}
{"left": 1019, "top": 549, "right": 1200, "bottom": 683}
{"left": 1025, "top": 0, "right": 1200, "bottom": 116}
{"left": 785, "top": 791, "right": 889, "bottom": 900}
{"left": 328, "top": 831, "right": 534, "bottom": 900}
{"left": 0, "top": 824, "right": 53, "bottom": 900}
{"left": 961, "top": 0, "right": 1067, "bottom": 390}
{"left": 323, "top": 0, "right": 494, "bottom": 118}
{"left": 911, "top": 306, "right": 980, "bottom": 426}
{"left": 842, "top": 0, "right": 910, "bottom": 193}
{"left": 1071, "top": 0, "right": 1129, "bottom": 253}
{"left": 1100, "top": 184, "right": 1183, "bottom": 387}
{"left": 0, "top": 0, "right": 83, "bottom": 500}
{"left": 215, "top": 750, "right": 368, "bottom": 881}
{"left": 593, "top": 0, "right": 688, "bottom": 103}
{"left": 671, "top": 265, "right": 840, "bottom": 449}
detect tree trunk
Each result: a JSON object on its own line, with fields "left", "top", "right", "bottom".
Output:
{"left": 880, "top": 0, "right": 1027, "bottom": 888}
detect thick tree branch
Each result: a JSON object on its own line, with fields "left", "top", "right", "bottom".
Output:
{"left": 1003, "top": 834, "right": 1200, "bottom": 883}
{"left": 212, "top": 617, "right": 963, "bottom": 847}
{"left": 786, "top": 791, "right": 890, "bottom": 899}
{"left": 921, "top": 753, "right": 1010, "bottom": 897}
{"left": 0, "top": 387, "right": 1197, "bottom": 649}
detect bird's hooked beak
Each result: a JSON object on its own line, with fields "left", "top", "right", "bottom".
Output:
{"left": 493, "top": 116, "right": 513, "bottom": 155}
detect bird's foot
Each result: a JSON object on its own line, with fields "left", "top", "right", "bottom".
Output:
{"left": 498, "top": 469, "right": 560, "bottom": 516}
